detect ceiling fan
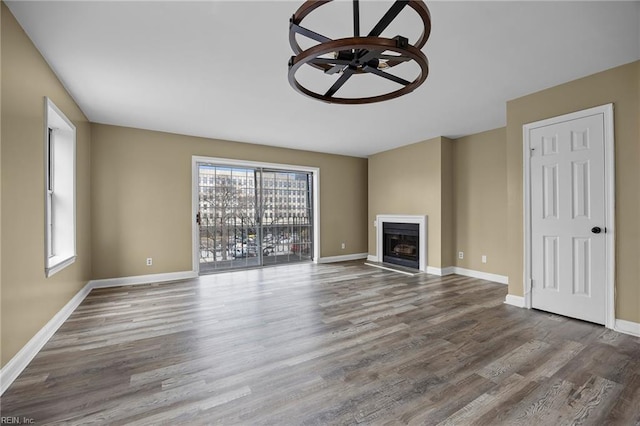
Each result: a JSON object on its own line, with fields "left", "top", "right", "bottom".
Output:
{"left": 288, "top": 0, "right": 431, "bottom": 104}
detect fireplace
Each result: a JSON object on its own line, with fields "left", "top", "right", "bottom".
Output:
{"left": 373, "top": 215, "right": 427, "bottom": 272}
{"left": 383, "top": 222, "right": 420, "bottom": 269}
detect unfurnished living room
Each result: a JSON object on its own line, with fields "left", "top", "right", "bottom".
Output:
{"left": 1, "top": 1, "right": 639, "bottom": 424}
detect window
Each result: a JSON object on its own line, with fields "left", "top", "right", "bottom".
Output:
{"left": 44, "top": 98, "right": 76, "bottom": 277}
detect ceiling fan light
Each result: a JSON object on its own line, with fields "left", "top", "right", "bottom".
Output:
{"left": 377, "top": 60, "right": 390, "bottom": 70}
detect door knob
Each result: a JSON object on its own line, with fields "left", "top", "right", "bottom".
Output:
{"left": 591, "top": 226, "right": 602, "bottom": 234}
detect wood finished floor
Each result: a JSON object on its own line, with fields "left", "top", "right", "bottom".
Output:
{"left": 2, "top": 261, "right": 639, "bottom": 425}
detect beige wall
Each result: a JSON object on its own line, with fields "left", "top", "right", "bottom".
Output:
{"left": 441, "top": 137, "right": 454, "bottom": 267}
{"left": 506, "top": 60, "right": 640, "bottom": 323}
{"left": 452, "top": 128, "right": 508, "bottom": 275}
{"left": 90, "top": 124, "right": 368, "bottom": 279}
{"left": 368, "top": 137, "right": 452, "bottom": 268}
{"left": 1, "top": 3, "right": 92, "bottom": 366}
{"left": 369, "top": 130, "right": 508, "bottom": 276}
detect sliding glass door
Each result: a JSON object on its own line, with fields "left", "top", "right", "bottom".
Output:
{"left": 197, "top": 163, "right": 314, "bottom": 274}
{"left": 258, "top": 170, "right": 314, "bottom": 266}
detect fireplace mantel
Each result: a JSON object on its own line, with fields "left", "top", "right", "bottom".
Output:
{"left": 374, "top": 215, "right": 427, "bottom": 271}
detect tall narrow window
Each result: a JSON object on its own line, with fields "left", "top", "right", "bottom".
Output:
{"left": 44, "top": 98, "right": 76, "bottom": 277}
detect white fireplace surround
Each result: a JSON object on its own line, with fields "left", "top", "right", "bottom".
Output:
{"left": 374, "top": 215, "right": 427, "bottom": 272}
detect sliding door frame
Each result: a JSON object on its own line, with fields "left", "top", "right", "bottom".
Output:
{"left": 191, "top": 155, "right": 321, "bottom": 274}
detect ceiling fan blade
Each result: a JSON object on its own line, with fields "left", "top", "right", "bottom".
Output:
{"left": 325, "top": 64, "right": 346, "bottom": 75}
{"left": 290, "top": 22, "right": 332, "bottom": 44}
{"left": 311, "top": 58, "right": 352, "bottom": 66}
{"left": 377, "top": 54, "right": 411, "bottom": 62}
{"left": 363, "top": 65, "right": 411, "bottom": 86}
{"left": 368, "top": 0, "right": 409, "bottom": 37}
{"left": 325, "top": 69, "right": 355, "bottom": 97}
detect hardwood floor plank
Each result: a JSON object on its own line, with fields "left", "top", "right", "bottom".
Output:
{"left": 524, "top": 340, "right": 586, "bottom": 380}
{"left": 477, "top": 339, "right": 552, "bottom": 382}
{"left": 1, "top": 261, "right": 638, "bottom": 424}
{"left": 603, "top": 372, "right": 640, "bottom": 425}
{"left": 437, "top": 373, "right": 529, "bottom": 425}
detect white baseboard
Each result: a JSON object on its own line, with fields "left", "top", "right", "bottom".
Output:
{"left": 441, "top": 267, "right": 455, "bottom": 276}
{"left": 89, "top": 271, "right": 198, "bottom": 289}
{"left": 451, "top": 267, "right": 509, "bottom": 285}
{"left": 0, "top": 270, "right": 196, "bottom": 395}
{"left": 614, "top": 319, "right": 640, "bottom": 337}
{"left": 425, "top": 266, "right": 455, "bottom": 276}
{"left": 0, "top": 280, "right": 93, "bottom": 395}
{"left": 504, "top": 294, "right": 526, "bottom": 308}
{"left": 367, "top": 262, "right": 508, "bottom": 284}
{"left": 318, "top": 253, "right": 368, "bottom": 264}
{"left": 501, "top": 301, "right": 639, "bottom": 334}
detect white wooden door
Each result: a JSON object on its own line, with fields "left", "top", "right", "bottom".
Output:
{"left": 529, "top": 112, "right": 607, "bottom": 324}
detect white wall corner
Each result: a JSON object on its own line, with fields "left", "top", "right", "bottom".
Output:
{"left": 426, "top": 266, "right": 444, "bottom": 276}
{"left": 440, "top": 267, "right": 455, "bottom": 276}
{"left": 504, "top": 294, "right": 526, "bottom": 308}
{"left": 366, "top": 254, "right": 378, "bottom": 263}
{"left": 614, "top": 319, "right": 640, "bottom": 337}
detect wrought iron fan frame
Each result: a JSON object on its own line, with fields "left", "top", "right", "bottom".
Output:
{"left": 288, "top": 0, "right": 431, "bottom": 104}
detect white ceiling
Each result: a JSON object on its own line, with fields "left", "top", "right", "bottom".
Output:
{"left": 6, "top": 1, "right": 640, "bottom": 157}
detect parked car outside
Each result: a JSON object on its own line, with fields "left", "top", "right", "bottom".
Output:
{"left": 232, "top": 247, "right": 248, "bottom": 258}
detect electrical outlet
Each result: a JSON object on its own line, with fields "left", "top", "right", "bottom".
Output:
{"left": 458, "top": 251, "right": 464, "bottom": 260}
{"left": 146, "top": 258, "right": 153, "bottom": 266}
{"left": 341, "top": 242, "right": 346, "bottom": 250}
{"left": 482, "top": 255, "right": 487, "bottom": 264}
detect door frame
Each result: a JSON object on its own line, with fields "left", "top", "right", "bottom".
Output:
{"left": 523, "top": 103, "right": 615, "bottom": 328}
{"left": 191, "top": 155, "right": 321, "bottom": 274}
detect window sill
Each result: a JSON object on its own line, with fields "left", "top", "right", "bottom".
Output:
{"left": 46, "top": 255, "right": 77, "bottom": 277}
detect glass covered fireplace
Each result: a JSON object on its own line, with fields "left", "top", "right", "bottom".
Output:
{"left": 383, "top": 222, "right": 420, "bottom": 269}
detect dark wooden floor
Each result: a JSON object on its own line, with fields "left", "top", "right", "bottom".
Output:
{"left": 2, "top": 262, "right": 639, "bottom": 425}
